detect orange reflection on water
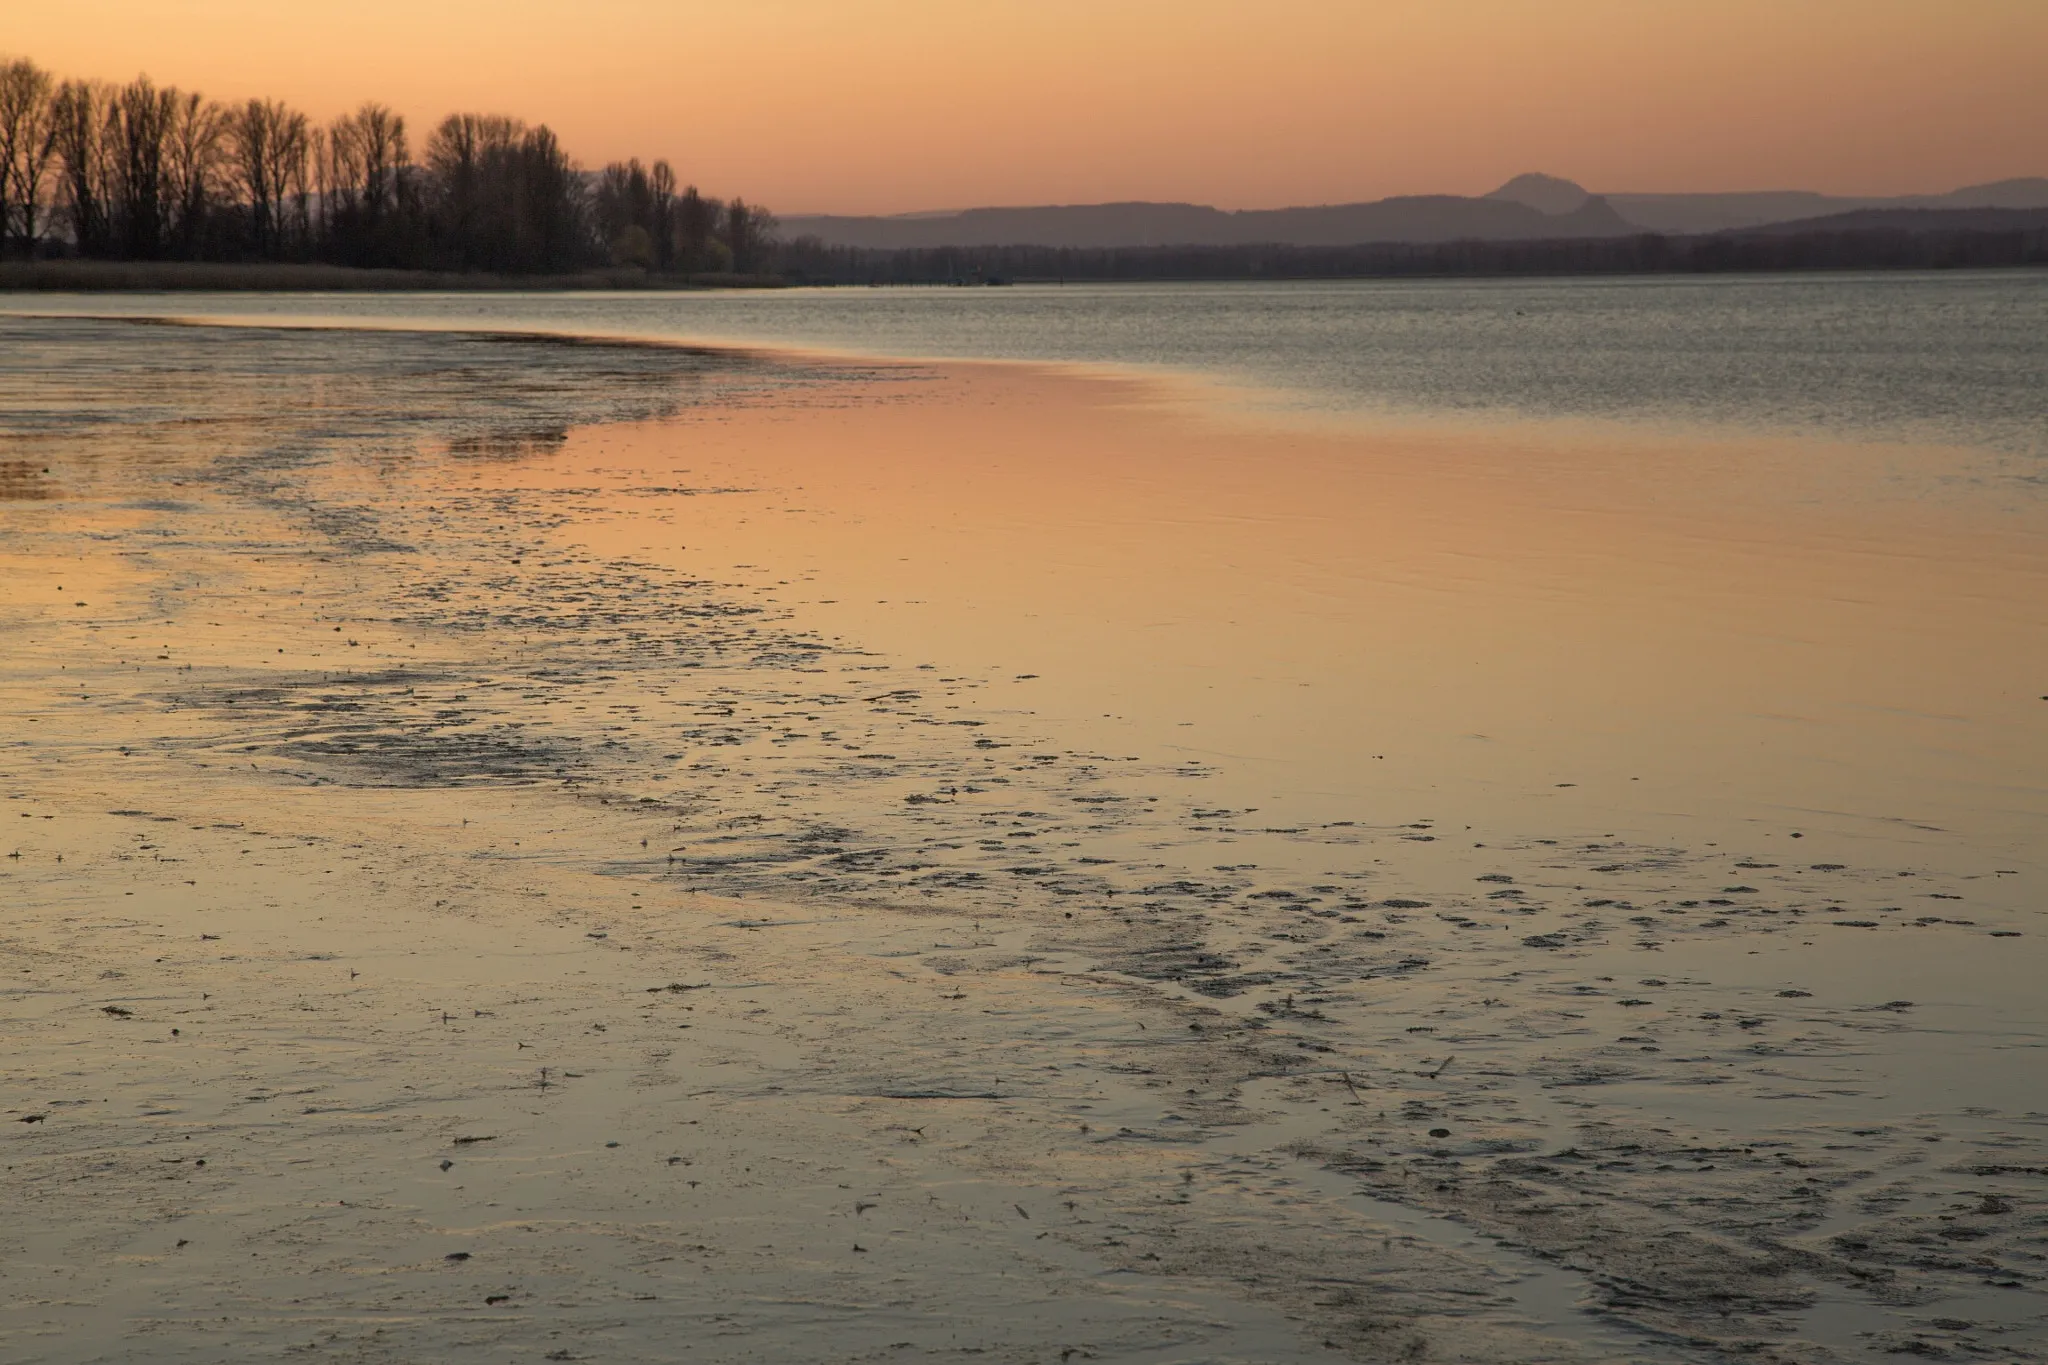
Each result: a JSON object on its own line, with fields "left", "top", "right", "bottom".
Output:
{"left": 465, "top": 361, "right": 2048, "bottom": 867}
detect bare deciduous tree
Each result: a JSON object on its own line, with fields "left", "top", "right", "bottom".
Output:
{"left": 0, "top": 57, "right": 58, "bottom": 256}
{"left": 425, "top": 112, "right": 524, "bottom": 269}
{"left": 111, "top": 76, "right": 180, "bottom": 258}
{"left": 647, "top": 160, "right": 676, "bottom": 269}
{"left": 596, "top": 157, "right": 676, "bottom": 268}
{"left": 50, "top": 78, "right": 114, "bottom": 256}
{"left": 14, "top": 56, "right": 767, "bottom": 276}
{"left": 227, "top": 97, "right": 311, "bottom": 258}
{"left": 514, "top": 125, "right": 583, "bottom": 273}
{"left": 322, "top": 102, "right": 410, "bottom": 264}
{"left": 164, "top": 91, "right": 226, "bottom": 258}
{"left": 673, "top": 184, "right": 722, "bottom": 273}
{"left": 721, "top": 196, "right": 776, "bottom": 275}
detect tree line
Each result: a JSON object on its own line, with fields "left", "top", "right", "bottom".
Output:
{"left": 775, "top": 225, "right": 2048, "bottom": 285}
{"left": 0, "top": 57, "right": 776, "bottom": 274}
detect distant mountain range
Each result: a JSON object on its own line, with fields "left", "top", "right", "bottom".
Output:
{"left": 781, "top": 175, "right": 2048, "bottom": 250}
{"left": 1505, "top": 173, "right": 2048, "bottom": 234}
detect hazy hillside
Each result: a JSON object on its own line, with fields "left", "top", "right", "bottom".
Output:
{"left": 782, "top": 193, "right": 1632, "bottom": 250}
{"left": 784, "top": 176, "right": 2048, "bottom": 249}
{"left": 1732, "top": 206, "right": 2048, "bottom": 236}
{"left": 1484, "top": 173, "right": 1594, "bottom": 216}
{"left": 1590, "top": 179, "right": 2048, "bottom": 234}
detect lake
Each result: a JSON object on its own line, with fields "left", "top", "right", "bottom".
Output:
{"left": 4, "top": 272, "right": 2045, "bottom": 1361}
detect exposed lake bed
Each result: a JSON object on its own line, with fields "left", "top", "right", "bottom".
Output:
{"left": 3, "top": 284, "right": 2045, "bottom": 1363}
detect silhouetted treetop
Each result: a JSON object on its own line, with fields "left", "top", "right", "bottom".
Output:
{"left": 0, "top": 55, "right": 779, "bottom": 277}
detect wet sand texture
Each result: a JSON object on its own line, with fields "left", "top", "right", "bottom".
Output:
{"left": 4, "top": 317, "right": 2046, "bottom": 1364}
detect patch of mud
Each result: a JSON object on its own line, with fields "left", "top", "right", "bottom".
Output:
{"left": 4, "top": 314, "right": 2044, "bottom": 1363}
{"left": 0, "top": 458, "right": 57, "bottom": 500}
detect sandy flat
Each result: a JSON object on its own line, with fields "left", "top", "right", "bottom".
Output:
{"left": 4, "top": 315, "right": 2045, "bottom": 1364}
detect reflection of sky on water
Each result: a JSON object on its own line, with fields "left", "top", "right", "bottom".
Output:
{"left": 7, "top": 271, "right": 2047, "bottom": 473}
{"left": 6, "top": 310, "right": 2047, "bottom": 1355}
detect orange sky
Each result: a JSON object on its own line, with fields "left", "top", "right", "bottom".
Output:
{"left": 9, "top": 0, "right": 2044, "bottom": 214}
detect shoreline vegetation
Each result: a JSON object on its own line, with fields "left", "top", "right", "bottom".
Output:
{"left": 3, "top": 228, "right": 2043, "bottom": 291}
{"left": 2, "top": 53, "right": 2041, "bottom": 292}
{"left": 0, "top": 56, "right": 776, "bottom": 280}
{"left": 0, "top": 259, "right": 788, "bottom": 291}
{"left": 777, "top": 220, "right": 2048, "bottom": 285}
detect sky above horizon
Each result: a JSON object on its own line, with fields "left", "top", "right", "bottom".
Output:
{"left": 10, "top": 0, "right": 2044, "bottom": 215}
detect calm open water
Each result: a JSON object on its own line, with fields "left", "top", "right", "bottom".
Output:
{"left": 7, "top": 273, "right": 2048, "bottom": 1355}
{"left": 8, "top": 271, "right": 2048, "bottom": 472}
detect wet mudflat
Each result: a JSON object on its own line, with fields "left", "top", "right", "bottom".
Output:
{"left": 2, "top": 314, "right": 2045, "bottom": 1364}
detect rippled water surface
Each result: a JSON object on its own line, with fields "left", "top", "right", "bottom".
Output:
{"left": 4, "top": 279, "right": 2046, "bottom": 1363}
{"left": 9, "top": 270, "right": 2048, "bottom": 466}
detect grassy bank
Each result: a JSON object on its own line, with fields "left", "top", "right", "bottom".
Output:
{"left": 0, "top": 259, "right": 788, "bottom": 292}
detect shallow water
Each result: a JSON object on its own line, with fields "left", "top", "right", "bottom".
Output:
{"left": 9, "top": 270, "right": 2048, "bottom": 467}
{"left": 3, "top": 285, "right": 2046, "bottom": 1363}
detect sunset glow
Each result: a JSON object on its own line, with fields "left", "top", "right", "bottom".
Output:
{"left": 9, "top": 0, "right": 2043, "bottom": 212}
{"left": 8, "top": 0, "right": 2048, "bottom": 1346}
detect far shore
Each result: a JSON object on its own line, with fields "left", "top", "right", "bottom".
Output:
{"left": 10, "top": 231, "right": 2048, "bottom": 293}
{"left": 0, "top": 258, "right": 790, "bottom": 293}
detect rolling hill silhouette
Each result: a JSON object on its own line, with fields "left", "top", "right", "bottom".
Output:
{"left": 781, "top": 176, "right": 2048, "bottom": 249}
